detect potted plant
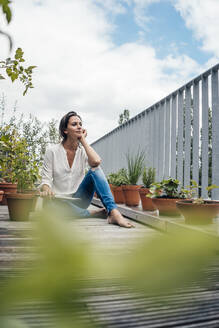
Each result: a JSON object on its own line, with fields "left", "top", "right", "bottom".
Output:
{"left": 139, "top": 167, "right": 156, "bottom": 211}
{"left": 4, "top": 134, "right": 41, "bottom": 221}
{"left": 122, "top": 150, "right": 145, "bottom": 206}
{"left": 108, "top": 169, "right": 128, "bottom": 204}
{"left": 148, "top": 178, "right": 184, "bottom": 216}
{"left": 107, "top": 172, "right": 116, "bottom": 197}
{"left": 176, "top": 181, "right": 219, "bottom": 225}
{"left": 0, "top": 126, "right": 18, "bottom": 204}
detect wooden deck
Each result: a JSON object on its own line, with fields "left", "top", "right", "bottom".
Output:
{"left": 1, "top": 204, "right": 219, "bottom": 327}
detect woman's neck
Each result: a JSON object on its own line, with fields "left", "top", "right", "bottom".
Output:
{"left": 63, "top": 138, "right": 79, "bottom": 151}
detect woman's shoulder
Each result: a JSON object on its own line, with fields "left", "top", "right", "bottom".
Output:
{"left": 77, "top": 145, "right": 87, "bottom": 156}
{"left": 45, "top": 143, "right": 62, "bottom": 155}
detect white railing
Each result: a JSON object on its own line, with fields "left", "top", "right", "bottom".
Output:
{"left": 91, "top": 63, "right": 219, "bottom": 200}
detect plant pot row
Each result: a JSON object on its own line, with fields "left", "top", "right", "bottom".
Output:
{"left": 110, "top": 185, "right": 219, "bottom": 225}
{"left": 111, "top": 185, "right": 155, "bottom": 210}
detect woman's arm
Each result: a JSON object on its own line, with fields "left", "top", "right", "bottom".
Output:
{"left": 40, "top": 148, "right": 55, "bottom": 197}
{"left": 79, "top": 130, "right": 101, "bottom": 167}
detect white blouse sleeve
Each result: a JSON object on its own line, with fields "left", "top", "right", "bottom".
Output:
{"left": 40, "top": 148, "right": 53, "bottom": 189}
{"left": 81, "top": 146, "right": 89, "bottom": 168}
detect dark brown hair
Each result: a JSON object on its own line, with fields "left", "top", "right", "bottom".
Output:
{"left": 59, "top": 111, "right": 82, "bottom": 142}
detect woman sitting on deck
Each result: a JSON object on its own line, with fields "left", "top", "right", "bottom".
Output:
{"left": 40, "top": 111, "right": 133, "bottom": 228}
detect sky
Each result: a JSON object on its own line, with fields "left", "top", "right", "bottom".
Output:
{"left": 1, "top": 0, "right": 219, "bottom": 143}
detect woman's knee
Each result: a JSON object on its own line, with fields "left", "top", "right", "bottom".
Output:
{"left": 90, "top": 165, "right": 101, "bottom": 172}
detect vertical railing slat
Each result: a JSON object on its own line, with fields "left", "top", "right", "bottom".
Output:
{"left": 151, "top": 107, "right": 156, "bottom": 169}
{"left": 171, "top": 95, "right": 177, "bottom": 178}
{"left": 164, "top": 98, "right": 170, "bottom": 178}
{"left": 142, "top": 112, "right": 148, "bottom": 164}
{"left": 192, "top": 81, "right": 200, "bottom": 187}
{"left": 201, "top": 76, "right": 209, "bottom": 198}
{"left": 211, "top": 68, "right": 219, "bottom": 200}
{"left": 107, "top": 135, "right": 113, "bottom": 173}
{"left": 184, "top": 86, "right": 192, "bottom": 187}
{"left": 154, "top": 105, "right": 159, "bottom": 175}
{"left": 157, "top": 102, "right": 165, "bottom": 180}
{"left": 148, "top": 109, "right": 153, "bottom": 168}
{"left": 144, "top": 110, "right": 150, "bottom": 167}
{"left": 177, "top": 90, "right": 184, "bottom": 186}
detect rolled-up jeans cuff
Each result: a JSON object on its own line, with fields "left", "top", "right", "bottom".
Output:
{"left": 107, "top": 204, "right": 118, "bottom": 215}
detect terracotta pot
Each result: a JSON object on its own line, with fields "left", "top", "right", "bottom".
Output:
{"left": 139, "top": 188, "right": 156, "bottom": 211}
{"left": 0, "top": 190, "right": 4, "bottom": 203}
{"left": 109, "top": 184, "right": 115, "bottom": 198}
{"left": 176, "top": 200, "right": 219, "bottom": 225}
{"left": 122, "top": 185, "right": 140, "bottom": 206}
{"left": 22, "top": 190, "right": 40, "bottom": 211}
{"left": 6, "top": 193, "right": 36, "bottom": 221}
{"left": 111, "top": 185, "right": 125, "bottom": 204}
{"left": 152, "top": 198, "right": 181, "bottom": 217}
{"left": 0, "top": 182, "right": 17, "bottom": 205}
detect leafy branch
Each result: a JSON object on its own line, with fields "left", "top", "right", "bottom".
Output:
{"left": 0, "top": 1, "right": 36, "bottom": 95}
{"left": 0, "top": 48, "right": 37, "bottom": 95}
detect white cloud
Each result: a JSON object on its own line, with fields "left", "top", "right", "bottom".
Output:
{"left": 132, "top": 0, "right": 161, "bottom": 29}
{"left": 93, "top": 0, "right": 128, "bottom": 15}
{"left": 174, "top": 0, "right": 219, "bottom": 58}
{"left": 0, "top": 0, "right": 214, "bottom": 143}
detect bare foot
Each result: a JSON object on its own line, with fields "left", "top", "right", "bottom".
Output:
{"left": 107, "top": 209, "right": 134, "bottom": 228}
{"left": 89, "top": 207, "right": 107, "bottom": 218}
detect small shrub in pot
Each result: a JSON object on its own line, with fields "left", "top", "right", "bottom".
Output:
{"left": 177, "top": 181, "right": 219, "bottom": 225}
{"left": 2, "top": 129, "right": 41, "bottom": 220}
{"left": 122, "top": 150, "right": 145, "bottom": 206}
{"left": 109, "top": 169, "right": 128, "bottom": 204}
{"left": 148, "top": 178, "right": 183, "bottom": 216}
{"left": 139, "top": 167, "right": 156, "bottom": 211}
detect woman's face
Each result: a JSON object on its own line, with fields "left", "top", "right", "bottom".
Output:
{"left": 64, "top": 115, "right": 83, "bottom": 140}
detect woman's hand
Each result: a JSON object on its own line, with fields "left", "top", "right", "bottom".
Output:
{"left": 40, "top": 185, "right": 54, "bottom": 198}
{"left": 78, "top": 129, "right": 87, "bottom": 143}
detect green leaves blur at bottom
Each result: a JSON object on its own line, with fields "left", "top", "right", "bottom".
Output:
{"left": 0, "top": 207, "right": 218, "bottom": 327}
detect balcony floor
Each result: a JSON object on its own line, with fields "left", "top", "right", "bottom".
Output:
{"left": 1, "top": 204, "right": 219, "bottom": 327}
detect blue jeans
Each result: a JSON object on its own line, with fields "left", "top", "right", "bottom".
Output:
{"left": 48, "top": 167, "right": 117, "bottom": 218}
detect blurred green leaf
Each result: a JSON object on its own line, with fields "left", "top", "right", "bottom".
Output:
{"left": 0, "top": 0, "right": 12, "bottom": 23}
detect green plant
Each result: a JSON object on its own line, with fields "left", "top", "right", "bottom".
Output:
{"left": 148, "top": 178, "right": 181, "bottom": 198}
{"left": 162, "top": 178, "right": 180, "bottom": 198}
{"left": 0, "top": 2, "right": 36, "bottom": 95}
{"left": 0, "top": 98, "right": 60, "bottom": 167}
{"left": 125, "top": 150, "right": 145, "bottom": 185}
{"left": 107, "top": 169, "right": 128, "bottom": 186}
{"left": 0, "top": 48, "right": 36, "bottom": 95}
{"left": 142, "top": 167, "right": 155, "bottom": 188}
{"left": 0, "top": 125, "right": 40, "bottom": 191}
{"left": 181, "top": 180, "right": 219, "bottom": 204}
{"left": 118, "top": 109, "right": 130, "bottom": 125}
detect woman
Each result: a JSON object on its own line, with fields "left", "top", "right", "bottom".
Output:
{"left": 40, "top": 111, "right": 133, "bottom": 228}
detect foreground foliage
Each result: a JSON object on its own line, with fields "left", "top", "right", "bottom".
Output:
{"left": 0, "top": 207, "right": 218, "bottom": 327}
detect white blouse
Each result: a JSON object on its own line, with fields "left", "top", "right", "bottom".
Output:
{"left": 41, "top": 143, "right": 88, "bottom": 195}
